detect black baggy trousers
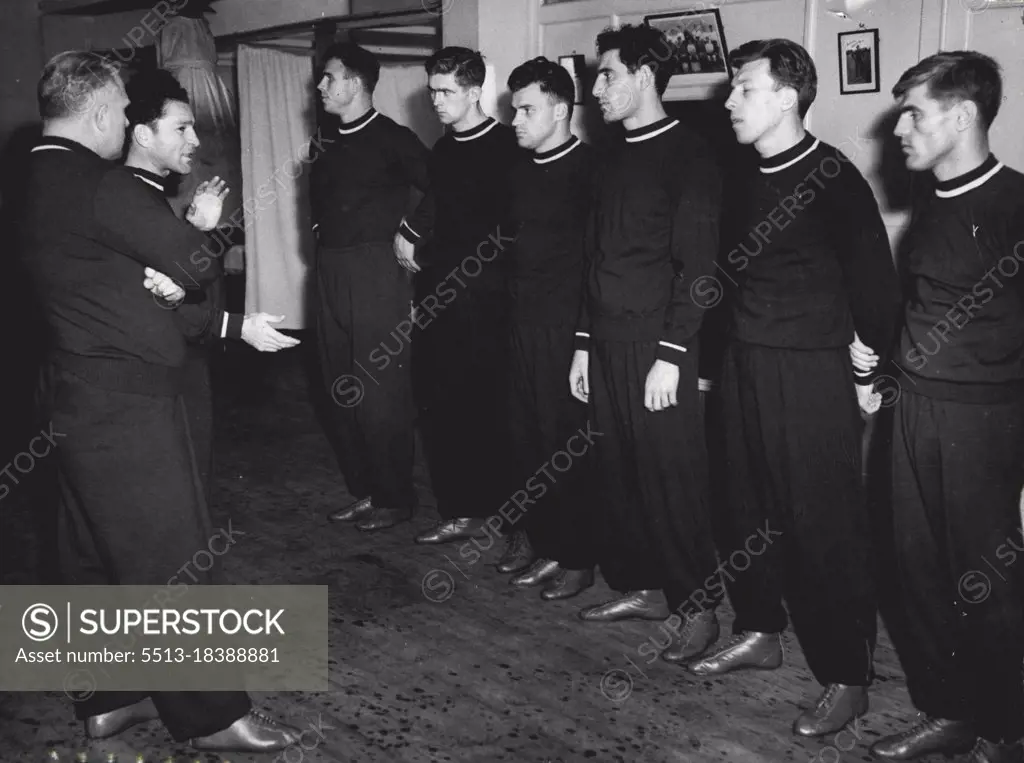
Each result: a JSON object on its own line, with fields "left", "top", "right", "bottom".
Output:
{"left": 890, "top": 390, "right": 1024, "bottom": 743}
{"left": 507, "top": 323, "right": 596, "bottom": 569}
{"left": 714, "top": 341, "right": 876, "bottom": 687}
{"left": 49, "top": 365, "right": 249, "bottom": 742}
{"left": 315, "top": 243, "right": 417, "bottom": 510}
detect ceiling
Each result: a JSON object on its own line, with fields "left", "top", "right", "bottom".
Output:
{"left": 40, "top": 0, "right": 219, "bottom": 13}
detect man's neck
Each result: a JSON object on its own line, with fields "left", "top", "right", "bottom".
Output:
{"left": 452, "top": 106, "right": 488, "bottom": 133}
{"left": 41, "top": 123, "right": 98, "bottom": 156}
{"left": 536, "top": 127, "right": 572, "bottom": 154}
{"left": 755, "top": 117, "right": 806, "bottom": 159}
{"left": 124, "top": 149, "right": 167, "bottom": 177}
{"left": 622, "top": 99, "right": 668, "bottom": 132}
{"left": 933, "top": 138, "right": 990, "bottom": 183}
{"left": 337, "top": 97, "right": 374, "bottom": 125}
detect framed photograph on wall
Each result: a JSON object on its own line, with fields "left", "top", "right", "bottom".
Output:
{"left": 643, "top": 8, "right": 731, "bottom": 100}
{"left": 558, "top": 54, "right": 586, "bottom": 104}
{"left": 838, "top": 29, "right": 880, "bottom": 94}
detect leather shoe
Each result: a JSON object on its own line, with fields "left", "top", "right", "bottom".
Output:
{"left": 870, "top": 717, "right": 975, "bottom": 759}
{"left": 661, "top": 609, "right": 720, "bottom": 665}
{"left": 191, "top": 710, "right": 301, "bottom": 753}
{"left": 496, "top": 530, "right": 534, "bottom": 574}
{"left": 85, "top": 697, "right": 159, "bottom": 739}
{"left": 415, "top": 518, "right": 487, "bottom": 544}
{"left": 793, "top": 683, "right": 868, "bottom": 737}
{"left": 541, "top": 568, "right": 594, "bottom": 600}
{"left": 355, "top": 507, "right": 413, "bottom": 532}
{"left": 329, "top": 496, "right": 373, "bottom": 522}
{"left": 688, "top": 631, "right": 783, "bottom": 675}
{"left": 578, "top": 590, "right": 670, "bottom": 622}
{"left": 511, "top": 559, "right": 561, "bottom": 588}
{"left": 966, "top": 739, "right": 1024, "bottom": 762}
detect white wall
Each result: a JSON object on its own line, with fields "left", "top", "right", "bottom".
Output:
{"left": 807, "top": 0, "right": 1024, "bottom": 244}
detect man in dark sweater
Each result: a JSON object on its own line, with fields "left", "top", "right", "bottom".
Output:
{"left": 21, "top": 52, "right": 298, "bottom": 754}
{"left": 394, "top": 47, "right": 520, "bottom": 545}
{"left": 853, "top": 52, "right": 1024, "bottom": 763}
{"left": 125, "top": 68, "right": 299, "bottom": 506}
{"left": 311, "top": 43, "right": 429, "bottom": 532}
{"left": 496, "top": 57, "right": 596, "bottom": 599}
{"left": 568, "top": 25, "right": 722, "bottom": 631}
{"left": 682, "top": 39, "right": 901, "bottom": 737}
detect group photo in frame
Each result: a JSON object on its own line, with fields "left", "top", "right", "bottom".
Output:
{"left": 643, "top": 8, "right": 732, "bottom": 99}
{"left": 838, "top": 28, "right": 880, "bottom": 94}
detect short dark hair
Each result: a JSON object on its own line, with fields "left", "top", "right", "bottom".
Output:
{"left": 729, "top": 38, "right": 818, "bottom": 117}
{"left": 322, "top": 42, "right": 381, "bottom": 93}
{"left": 425, "top": 46, "right": 486, "bottom": 89}
{"left": 508, "top": 56, "right": 576, "bottom": 120}
{"left": 892, "top": 50, "right": 1002, "bottom": 129}
{"left": 596, "top": 24, "right": 673, "bottom": 97}
{"left": 125, "top": 67, "right": 190, "bottom": 134}
{"left": 38, "top": 51, "right": 122, "bottom": 120}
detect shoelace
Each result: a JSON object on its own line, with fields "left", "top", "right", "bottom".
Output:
{"left": 892, "top": 717, "right": 943, "bottom": 742}
{"left": 815, "top": 683, "right": 841, "bottom": 709}
{"left": 678, "top": 612, "right": 712, "bottom": 641}
{"left": 249, "top": 709, "right": 280, "bottom": 726}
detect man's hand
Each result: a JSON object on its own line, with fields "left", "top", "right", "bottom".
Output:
{"left": 241, "top": 313, "right": 301, "bottom": 352}
{"left": 393, "top": 231, "right": 420, "bottom": 273}
{"left": 645, "top": 359, "right": 679, "bottom": 412}
{"left": 186, "top": 176, "right": 229, "bottom": 232}
{"left": 850, "top": 331, "right": 879, "bottom": 374}
{"left": 143, "top": 266, "right": 185, "bottom": 304}
{"left": 569, "top": 349, "right": 590, "bottom": 403}
{"left": 856, "top": 382, "right": 881, "bottom": 419}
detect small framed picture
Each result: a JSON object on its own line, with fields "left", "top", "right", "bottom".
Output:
{"left": 838, "top": 29, "right": 880, "bottom": 95}
{"left": 558, "top": 54, "right": 586, "bottom": 105}
{"left": 643, "top": 8, "right": 731, "bottom": 100}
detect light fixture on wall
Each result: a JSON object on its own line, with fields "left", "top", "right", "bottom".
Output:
{"left": 825, "top": 0, "right": 876, "bottom": 22}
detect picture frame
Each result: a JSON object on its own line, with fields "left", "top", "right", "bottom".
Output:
{"left": 558, "top": 54, "right": 586, "bottom": 105}
{"left": 643, "top": 8, "right": 732, "bottom": 101}
{"left": 838, "top": 29, "right": 880, "bottom": 95}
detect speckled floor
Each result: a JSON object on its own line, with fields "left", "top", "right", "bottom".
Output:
{"left": 1, "top": 340, "right": 919, "bottom": 763}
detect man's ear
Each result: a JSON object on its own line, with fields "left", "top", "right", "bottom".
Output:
{"left": 554, "top": 101, "right": 569, "bottom": 122}
{"left": 956, "top": 99, "right": 979, "bottom": 131}
{"left": 468, "top": 85, "right": 483, "bottom": 105}
{"left": 638, "top": 62, "right": 657, "bottom": 91}
{"left": 131, "top": 122, "right": 151, "bottom": 148}
{"left": 779, "top": 85, "right": 799, "bottom": 114}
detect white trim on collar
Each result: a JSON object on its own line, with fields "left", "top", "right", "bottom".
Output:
{"left": 31, "top": 144, "right": 72, "bottom": 153}
{"left": 625, "top": 120, "right": 679, "bottom": 144}
{"left": 936, "top": 162, "right": 1004, "bottom": 198}
{"left": 338, "top": 110, "right": 380, "bottom": 135}
{"left": 453, "top": 119, "right": 498, "bottom": 142}
{"left": 761, "top": 139, "right": 821, "bottom": 174}
{"left": 130, "top": 172, "right": 164, "bottom": 191}
{"left": 535, "top": 138, "right": 581, "bottom": 165}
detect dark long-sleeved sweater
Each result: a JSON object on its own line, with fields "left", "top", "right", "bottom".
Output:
{"left": 719, "top": 132, "right": 900, "bottom": 385}
{"left": 398, "top": 117, "right": 520, "bottom": 293}
{"left": 22, "top": 136, "right": 217, "bottom": 383}
{"left": 575, "top": 117, "right": 722, "bottom": 364}
{"left": 507, "top": 135, "right": 594, "bottom": 327}
{"left": 898, "top": 154, "right": 1024, "bottom": 402}
{"left": 127, "top": 167, "right": 243, "bottom": 344}
{"left": 310, "top": 109, "right": 430, "bottom": 249}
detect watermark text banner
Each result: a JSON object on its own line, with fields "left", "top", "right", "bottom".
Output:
{"left": 0, "top": 585, "right": 327, "bottom": 692}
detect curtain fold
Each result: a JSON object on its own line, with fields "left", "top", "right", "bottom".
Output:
{"left": 157, "top": 16, "right": 241, "bottom": 222}
{"left": 237, "top": 44, "right": 316, "bottom": 329}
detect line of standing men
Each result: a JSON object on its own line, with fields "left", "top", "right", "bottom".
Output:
{"left": 315, "top": 29, "right": 1024, "bottom": 762}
